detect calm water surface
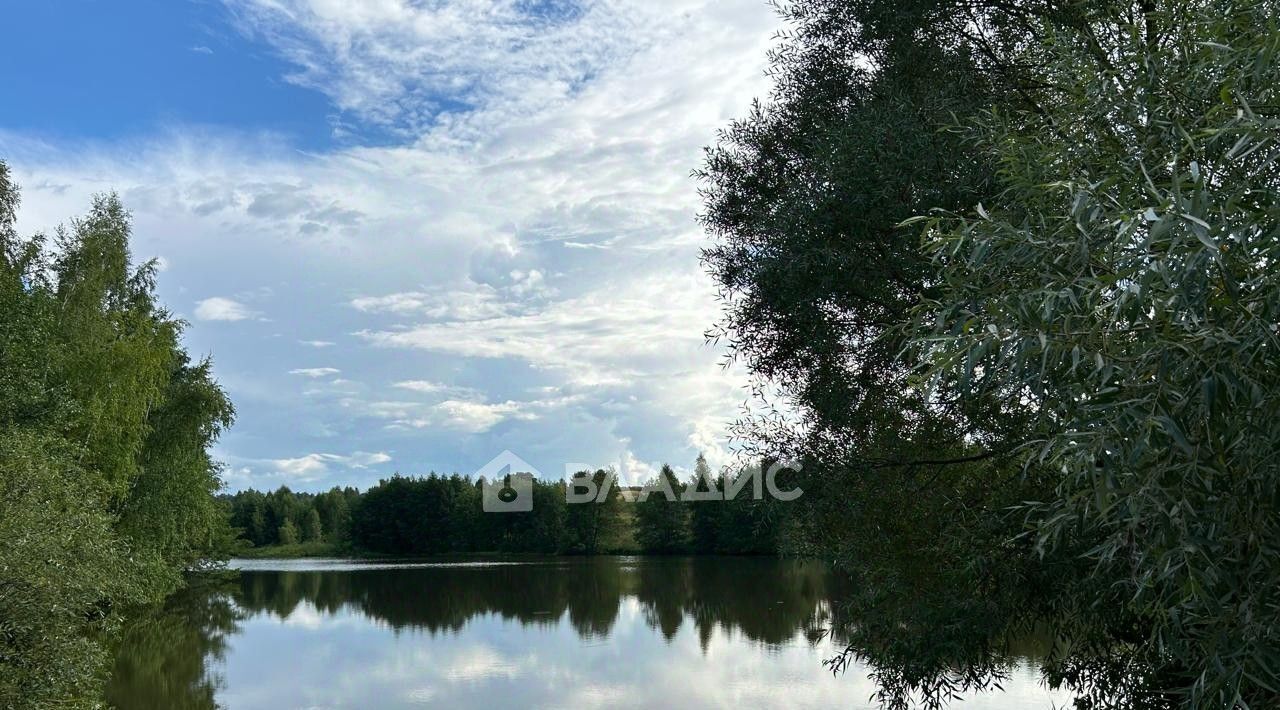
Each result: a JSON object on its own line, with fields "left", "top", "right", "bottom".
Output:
{"left": 107, "top": 556, "right": 1071, "bottom": 709}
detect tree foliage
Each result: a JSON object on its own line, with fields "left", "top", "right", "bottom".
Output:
{"left": 563, "top": 469, "right": 627, "bottom": 554}
{"left": 226, "top": 486, "right": 360, "bottom": 548}
{"left": 635, "top": 466, "right": 690, "bottom": 553}
{"left": 701, "top": 0, "right": 1280, "bottom": 706}
{"left": 0, "top": 162, "right": 235, "bottom": 706}
{"left": 911, "top": 2, "right": 1280, "bottom": 705}
{"left": 233, "top": 472, "right": 618, "bottom": 555}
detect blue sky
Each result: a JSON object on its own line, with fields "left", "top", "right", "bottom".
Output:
{"left": 0, "top": 0, "right": 780, "bottom": 491}
{"left": 1, "top": 1, "right": 334, "bottom": 148}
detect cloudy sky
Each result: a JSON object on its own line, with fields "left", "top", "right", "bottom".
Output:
{"left": 1, "top": 0, "right": 780, "bottom": 491}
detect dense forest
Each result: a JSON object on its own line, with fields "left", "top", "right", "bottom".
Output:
{"left": 222, "top": 455, "right": 795, "bottom": 556}
{"left": 0, "top": 163, "right": 236, "bottom": 705}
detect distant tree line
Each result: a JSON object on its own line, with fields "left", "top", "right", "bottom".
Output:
{"left": 223, "top": 455, "right": 800, "bottom": 556}
{"left": 225, "top": 486, "right": 360, "bottom": 547}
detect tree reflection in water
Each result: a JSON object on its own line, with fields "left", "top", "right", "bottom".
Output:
{"left": 106, "top": 557, "right": 1062, "bottom": 709}
{"left": 106, "top": 574, "right": 245, "bottom": 710}
{"left": 228, "top": 557, "right": 841, "bottom": 648}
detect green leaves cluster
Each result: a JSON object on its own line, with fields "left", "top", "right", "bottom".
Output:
{"left": 0, "top": 163, "right": 234, "bottom": 707}
{"left": 702, "top": 0, "right": 1280, "bottom": 707}
{"left": 912, "top": 2, "right": 1280, "bottom": 705}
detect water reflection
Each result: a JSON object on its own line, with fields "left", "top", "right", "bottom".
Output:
{"left": 107, "top": 575, "right": 245, "bottom": 709}
{"left": 107, "top": 557, "right": 1069, "bottom": 709}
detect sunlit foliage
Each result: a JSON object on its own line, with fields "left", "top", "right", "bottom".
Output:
{"left": 0, "top": 163, "right": 234, "bottom": 706}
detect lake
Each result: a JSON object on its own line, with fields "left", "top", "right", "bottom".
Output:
{"left": 106, "top": 556, "right": 1071, "bottom": 709}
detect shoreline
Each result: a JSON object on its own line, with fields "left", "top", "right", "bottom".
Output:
{"left": 230, "top": 544, "right": 781, "bottom": 561}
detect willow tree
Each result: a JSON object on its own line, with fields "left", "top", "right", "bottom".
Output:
{"left": 700, "top": 1, "right": 1078, "bottom": 705}
{"left": 911, "top": 2, "right": 1280, "bottom": 705}
{"left": 702, "top": 0, "right": 1280, "bottom": 706}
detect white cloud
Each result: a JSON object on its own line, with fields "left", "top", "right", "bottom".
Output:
{"left": 350, "top": 292, "right": 429, "bottom": 315}
{"left": 290, "top": 367, "right": 341, "bottom": 378}
{"left": 272, "top": 453, "right": 330, "bottom": 477}
{"left": 300, "top": 339, "right": 336, "bottom": 347}
{"left": 221, "top": 0, "right": 653, "bottom": 138}
{"left": 5, "top": 0, "right": 782, "bottom": 489}
{"left": 432, "top": 399, "right": 537, "bottom": 434}
{"left": 392, "top": 380, "right": 452, "bottom": 394}
{"left": 350, "top": 286, "right": 515, "bottom": 321}
{"left": 508, "top": 268, "right": 549, "bottom": 297}
{"left": 270, "top": 450, "right": 393, "bottom": 480}
{"left": 194, "top": 296, "right": 256, "bottom": 321}
{"left": 357, "top": 270, "right": 715, "bottom": 387}
{"left": 302, "top": 377, "right": 360, "bottom": 397}
{"left": 617, "top": 447, "right": 660, "bottom": 488}
{"left": 376, "top": 398, "right": 534, "bottom": 434}
{"left": 362, "top": 389, "right": 584, "bottom": 435}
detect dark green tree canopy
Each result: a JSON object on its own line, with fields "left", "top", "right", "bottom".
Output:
{"left": 701, "top": 1, "right": 1280, "bottom": 706}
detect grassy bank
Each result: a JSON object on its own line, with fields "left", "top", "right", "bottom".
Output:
{"left": 234, "top": 507, "right": 643, "bottom": 559}
{"left": 233, "top": 542, "right": 645, "bottom": 559}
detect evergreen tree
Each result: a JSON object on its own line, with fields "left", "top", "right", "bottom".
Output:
{"left": 248, "top": 504, "right": 268, "bottom": 546}
{"left": 302, "top": 509, "right": 323, "bottom": 542}
{"left": 687, "top": 454, "right": 724, "bottom": 553}
{"left": 317, "top": 488, "right": 351, "bottom": 542}
{"left": 563, "top": 469, "right": 625, "bottom": 554}
{"left": 634, "top": 466, "right": 689, "bottom": 554}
